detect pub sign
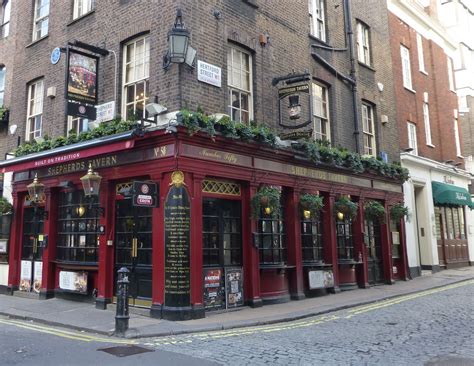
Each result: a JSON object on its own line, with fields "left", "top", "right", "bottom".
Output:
{"left": 132, "top": 181, "right": 159, "bottom": 208}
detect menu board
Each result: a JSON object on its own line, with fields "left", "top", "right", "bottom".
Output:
{"left": 59, "top": 271, "right": 88, "bottom": 294}
{"left": 203, "top": 268, "right": 225, "bottom": 310}
{"left": 164, "top": 185, "right": 191, "bottom": 307}
{"left": 19, "top": 260, "right": 32, "bottom": 292}
{"left": 225, "top": 268, "right": 244, "bottom": 308}
{"left": 33, "top": 261, "right": 43, "bottom": 293}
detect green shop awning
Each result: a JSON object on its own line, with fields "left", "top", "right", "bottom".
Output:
{"left": 432, "top": 181, "right": 474, "bottom": 208}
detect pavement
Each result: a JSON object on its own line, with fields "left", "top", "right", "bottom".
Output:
{"left": 0, "top": 266, "right": 473, "bottom": 339}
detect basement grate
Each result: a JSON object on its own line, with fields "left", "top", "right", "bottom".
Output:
{"left": 98, "top": 345, "right": 154, "bottom": 358}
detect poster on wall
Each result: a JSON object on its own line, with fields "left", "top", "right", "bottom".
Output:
{"left": 203, "top": 268, "right": 225, "bottom": 310}
{"left": 33, "top": 261, "right": 43, "bottom": 293}
{"left": 59, "top": 271, "right": 88, "bottom": 294}
{"left": 308, "top": 270, "right": 334, "bottom": 290}
{"left": 0, "top": 239, "right": 7, "bottom": 254}
{"left": 67, "top": 49, "right": 99, "bottom": 104}
{"left": 225, "top": 268, "right": 244, "bottom": 308}
{"left": 19, "top": 260, "right": 32, "bottom": 292}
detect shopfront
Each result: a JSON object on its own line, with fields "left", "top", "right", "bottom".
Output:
{"left": 1, "top": 127, "right": 408, "bottom": 320}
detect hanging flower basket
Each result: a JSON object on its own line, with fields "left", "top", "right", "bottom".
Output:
{"left": 334, "top": 196, "right": 358, "bottom": 220}
{"left": 300, "top": 193, "right": 324, "bottom": 219}
{"left": 364, "top": 200, "right": 386, "bottom": 223}
{"left": 251, "top": 186, "right": 281, "bottom": 219}
{"left": 0, "top": 197, "right": 13, "bottom": 215}
{"left": 390, "top": 203, "right": 409, "bottom": 222}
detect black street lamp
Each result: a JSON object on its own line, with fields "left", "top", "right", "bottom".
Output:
{"left": 163, "top": 9, "right": 190, "bottom": 68}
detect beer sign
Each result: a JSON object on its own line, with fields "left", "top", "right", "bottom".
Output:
{"left": 132, "top": 181, "right": 159, "bottom": 208}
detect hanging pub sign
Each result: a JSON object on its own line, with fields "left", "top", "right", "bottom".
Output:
{"left": 132, "top": 181, "right": 159, "bottom": 208}
{"left": 274, "top": 72, "right": 312, "bottom": 131}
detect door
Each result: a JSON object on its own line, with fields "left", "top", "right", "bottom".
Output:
{"left": 115, "top": 198, "right": 152, "bottom": 306}
{"left": 435, "top": 208, "right": 446, "bottom": 266}
{"left": 365, "top": 220, "right": 384, "bottom": 284}
{"left": 202, "top": 198, "right": 242, "bottom": 310}
{"left": 20, "top": 206, "right": 45, "bottom": 293}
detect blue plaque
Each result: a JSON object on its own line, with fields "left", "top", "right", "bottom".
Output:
{"left": 50, "top": 47, "right": 61, "bottom": 65}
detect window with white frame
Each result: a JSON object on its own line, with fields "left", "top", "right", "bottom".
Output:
{"left": 416, "top": 33, "right": 426, "bottom": 73}
{"left": 73, "top": 0, "right": 94, "bottom": 20}
{"left": 361, "top": 102, "right": 376, "bottom": 156}
{"left": 454, "top": 115, "right": 462, "bottom": 157}
{"left": 447, "top": 57, "right": 455, "bottom": 91}
{"left": 227, "top": 46, "right": 252, "bottom": 124}
{"left": 401, "top": 45, "right": 413, "bottom": 90}
{"left": 356, "top": 21, "right": 371, "bottom": 66}
{"left": 122, "top": 35, "right": 150, "bottom": 121}
{"left": 423, "top": 99, "right": 432, "bottom": 146}
{"left": 309, "top": 0, "right": 326, "bottom": 42}
{"left": 1, "top": 0, "right": 11, "bottom": 38}
{"left": 312, "top": 83, "right": 330, "bottom": 142}
{"left": 407, "top": 122, "right": 418, "bottom": 155}
{"left": 33, "top": 0, "right": 49, "bottom": 42}
{"left": 26, "top": 79, "right": 44, "bottom": 141}
{"left": 0, "top": 66, "right": 5, "bottom": 106}
{"left": 67, "top": 116, "right": 90, "bottom": 136}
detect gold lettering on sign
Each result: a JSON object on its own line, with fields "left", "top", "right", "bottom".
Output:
{"left": 154, "top": 146, "right": 168, "bottom": 157}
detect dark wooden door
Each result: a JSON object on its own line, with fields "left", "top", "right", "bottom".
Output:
{"left": 365, "top": 220, "right": 384, "bottom": 284}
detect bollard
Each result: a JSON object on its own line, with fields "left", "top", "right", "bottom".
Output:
{"left": 115, "top": 267, "right": 130, "bottom": 337}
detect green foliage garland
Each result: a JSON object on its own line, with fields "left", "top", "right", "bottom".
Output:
{"left": 0, "top": 197, "right": 13, "bottom": 215}
{"left": 334, "top": 196, "right": 358, "bottom": 220}
{"left": 364, "top": 200, "right": 386, "bottom": 222}
{"left": 251, "top": 186, "right": 281, "bottom": 219}
{"left": 390, "top": 203, "right": 409, "bottom": 221}
{"left": 300, "top": 193, "right": 324, "bottom": 218}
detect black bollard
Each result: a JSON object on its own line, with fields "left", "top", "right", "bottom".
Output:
{"left": 115, "top": 267, "right": 130, "bottom": 337}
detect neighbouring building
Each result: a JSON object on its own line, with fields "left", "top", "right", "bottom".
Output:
{"left": 388, "top": 0, "right": 474, "bottom": 277}
{"left": 0, "top": 0, "right": 408, "bottom": 320}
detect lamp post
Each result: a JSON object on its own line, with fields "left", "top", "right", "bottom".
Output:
{"left": 80, "top": 164, "right": 104, "bottom": 216}
{"left": 163, "top": 9, "right": 190, "bottom": 69}
{"left": 26, "top": 174, "right": 47, "bottom": 293}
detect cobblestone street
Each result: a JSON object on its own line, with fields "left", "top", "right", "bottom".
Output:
{"left": 143, "top": 281, "right": 474, "bottom": 365}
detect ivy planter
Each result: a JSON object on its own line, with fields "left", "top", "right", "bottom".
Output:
{"left": 390, "top": 203, "right": 409, "bottom": 222}
{"left": 0, "top": 197, "right": 12, "bottom": 215}
{"left": 334, "top": 196, "right": 358, "bottom": 220}
{"left": 364, "top": 200, "right": 386, "bottom": 223}
{"left": 300, "top": 193, "right": 324, "bottom": 219}
{"left": 251, "top": 186, "right": 281, "bottom": 219}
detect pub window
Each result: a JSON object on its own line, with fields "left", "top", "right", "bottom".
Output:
{"left": 1, "top": 0, "right": 11, "bottom": 38}
{"left": 67, "top": 116, "right": 90, "bottom": 136}
{"left": 56, "top": 191, "right": 99, "bottom": 263}
{"left": 336, "top": 218, "right": 354, "bottom": 262}
{"left": 122, "top": 35, "right": 150, "bottom": 121}
{"left": 390, "top": 219, "right": 401, "bottom": 259}
{"left": 227, "top": 45, "right": 253, "bottom": 124}
{"left": 32, "top": 0, "right": 49, "bottom": 42}
{"left": 258, "top": 199, "right": 286, "bottom": 265}
{"left": 26, "top": 79, "right": 44, "bottom": 142}
{"left": 312, "top": 82, "right": 330, "bottom": 142}
{"left": 0, "top": 205, "right": 12, "bottom": 263}
{"left": 301, "top": 214, "right": 323, "bottom": 263}
{"left": 73, "top": 0, "right": 94, "bottom": 20}
{"left": 21, "top": 206, "right": 45, "bottom": 261}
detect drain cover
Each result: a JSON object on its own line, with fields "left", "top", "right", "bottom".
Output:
{"left": 98, "top": 345, "right": 154, "bottom": 358}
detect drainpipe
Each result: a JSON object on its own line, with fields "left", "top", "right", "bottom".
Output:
{"left": 343, "top": 0, "right": 361, "bottom": 154}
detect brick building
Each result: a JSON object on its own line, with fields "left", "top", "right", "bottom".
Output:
{"left": 0, "top": 0, "right": 408, "bottom": 319}
{"left": 388, "top": 0, "right": 474, "bottom": 277}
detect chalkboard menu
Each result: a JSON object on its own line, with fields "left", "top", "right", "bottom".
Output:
{"left": 164, "top": 185, "right": 191, "bottom": 307}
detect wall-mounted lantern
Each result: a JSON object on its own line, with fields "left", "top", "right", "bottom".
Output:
{"left": 27, "top": 174, "right": 45, "bottom": 204}
{"left": 163, "top": 9, "right": 193, "bottom": 69}
{"left": 80, "top": 164, "right": 102, "bottom": 198}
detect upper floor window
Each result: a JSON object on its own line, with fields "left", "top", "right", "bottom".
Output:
{"left": 423, "top": 94, "right": 432, "bottom": 146}
{"left": 67, "top": 116, "right": 90, "bottom": 136}
{"left": 361, "top": 102, "right": 376, "bottom": 156}
{"left": 447, "top": 57, "right": 455, "bottom": 91}
{"left": 356, "top": 21, "right": 371, "bottom": 66}
{"left": 312, "top": 82, "right": 330, "bottom": 142}
{"left": 33, "top": 0, "right": 49, "bottom": 42}
{"left": 1, "top": 0, "right": 11, "bottom": 38}
{"left": 122, "top": 35, "right": 150, "bottom": 120}
{"left": 454, "top": 113, "right": 462, "bottom": 157}
{"left": 73, "top": 0, "right": 94, "bottom": 20}
{"left": 401, "top": 45, "right": 413, "bottom": 90}
{"left": 227, "top": 46, "right": 253, "bottom": 124}
{"left": 309, "top": 0, "right": 326, "bottom": 42}
{"left": 407, "top": 121, "right": 418, "bottom": 155}
{"left": 416, "top": 33, "right": 426, "bottom": 73}
{"left": 26, "top": 79, "right": 44, "bottom": 141}
{"left": 0, "top": 65, "right": 5, "bottom": 106}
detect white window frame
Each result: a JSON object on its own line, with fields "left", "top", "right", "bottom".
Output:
{"left": 312, "top": 82, "right": 330, "bottom": 142}
{"left": 1, "top": 0, "right": 11, "bottom": 38}
{"left": 0, "top": 65, "right": 5, "bottom": 107}
{"left": 73, "top": 0, "right": 94, "bottom": 20}
{"left": 407, "top": 122, "right": 418, "bottom": 155}
{"left": 401, "top": 45, "right": 413, "bottom": 90}
{"left": 361, "top": 102, "right": 376, "bottom": 156}
{"left": 454, "top": 115, "right": 462, "bottom": 157}
{"left": 67, "top": 116, "right": 90, "bottom": 136}
{"left": 356, "top": 22, "right": 371, "bottom": 66}
{"left": 122, "top": 35, "right": 150, "bottom": 121}
{"left": 227, "top": 46, "right": 253, "bottom": 124}
{"left": 26, "top": 79, "right": 44, "bottom": 141}
{"left": 416, "top": 33, "right": 426, "bottom": 73}
{"left": 309, "top": 0, "right": 326, "bottom": 42}
{"left": 423, "top": 100, "right": 433, "bottom": 146}
{"left": 447, "top": 57, "right": 455, "bottom": 91}
{"left": 33, "top": 0, "right": 50, "bottom": 42}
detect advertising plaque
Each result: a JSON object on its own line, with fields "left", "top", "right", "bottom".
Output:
{"left": 308, "top": 270, "right": 334, "bottom": 289}
{"left": 203, "top": 268, "right": 225, "bottom": 310}
{"left": 132, "top": 181, "right": 159, "bottom": 208}
{"left": 225, "top": 268, "right": 244, "bottom": 308}
{"left": 59, "top": 271, "right": 88, "bottom": 294}
{"left": 19, "top": 260, "right": 32, "bottom": 292}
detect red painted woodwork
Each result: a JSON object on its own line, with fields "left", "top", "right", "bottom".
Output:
{"left": 353, "top": 199, "right": 369, "bottom": 288}
{"left": 381, "top": 202, "right": 394, "bottom": 284}
{"left": 323, "top": 193, "right": 340, "bottom": 292}
{"left": 260, "top": 268, "right": 290, "bottom": 301}
{"left": 190, "top": 174, "right": 204, "bottom": 308}
{"left": 338, "top": 264, "right": 357, "bottom": 287}
{"left": 40, "top": 187, "right": 58, "bottom": 295}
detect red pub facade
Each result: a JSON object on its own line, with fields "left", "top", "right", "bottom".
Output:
{"left": 1, "top": 126, "right": 408, "bottom": 320}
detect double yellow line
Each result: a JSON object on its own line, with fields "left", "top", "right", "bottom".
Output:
{"left": 0, "top": 318, "right": 135, "bottom": 344}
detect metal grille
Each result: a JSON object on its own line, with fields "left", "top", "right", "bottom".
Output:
{"left": 202, "top": 179, "right": 241, "bottom": 196}
{"left": 116, "top": 182, "right": 133, "bottom": 196}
